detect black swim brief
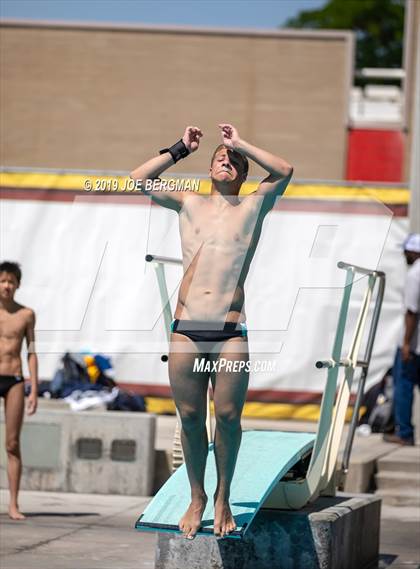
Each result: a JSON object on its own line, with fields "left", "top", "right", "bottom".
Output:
{"left": 0, "top": 375, "right": 24, "bottom": 397}
{"left": 170, "top": 319, "right": 247, "bottom": 343}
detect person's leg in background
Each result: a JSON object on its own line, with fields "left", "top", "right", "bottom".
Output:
{"left": 387, "top": 348, "right": 420, "bottom": 444}
{"left": 4, "top": 381, "right": 25, "bottom": 519}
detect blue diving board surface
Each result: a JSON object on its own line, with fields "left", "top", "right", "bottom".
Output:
{"left": 135, "top": 430, "right": 315, "bottom": 539}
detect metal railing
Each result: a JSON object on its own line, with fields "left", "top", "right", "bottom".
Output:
{"left": 146, "top": 254, "right": 386, "bottom": 498}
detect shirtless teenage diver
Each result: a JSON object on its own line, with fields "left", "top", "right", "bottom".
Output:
{"left": 0, "top": 261, "right": 38, "bottom": 520}
{"left": 131, "top": 124, "right": 292, "bottom": 538}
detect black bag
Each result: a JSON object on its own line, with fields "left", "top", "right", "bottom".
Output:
{"left": 360, "top": 369, "right": 394, "bottom": 433}
{"left": 107, "top": 390, "right": 146, "bottom": 412}
{"left": 368, "top": 395, "right": 394, "bottom": 433}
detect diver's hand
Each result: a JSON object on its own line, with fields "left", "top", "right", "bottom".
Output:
{"left": 218, "top": 123, "right": 242, "bottom": 150}
{"left": 182, "top": 126, "right": 203, "bottom": 153}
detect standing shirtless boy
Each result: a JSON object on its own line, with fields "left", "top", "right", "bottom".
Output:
{"left": 131, "top": 124, "right": 292, "bottom": 538}
{"left": 0, "top": 261, "right": 38, "bottom": 519}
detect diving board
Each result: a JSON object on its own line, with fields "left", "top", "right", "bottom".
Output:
{"left": 140, "top": 258, "right": 386, "bottom": 538}
{"left": 135, "top": 430, "right": 315, "bottom": 539}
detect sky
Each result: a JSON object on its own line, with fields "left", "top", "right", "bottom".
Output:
{"left": 0, "top": 0, "right": 327, "bottom": 29}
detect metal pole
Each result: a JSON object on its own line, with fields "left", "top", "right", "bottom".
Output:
{"left": 339, "top": 272, "right": 386, "bottom": 485}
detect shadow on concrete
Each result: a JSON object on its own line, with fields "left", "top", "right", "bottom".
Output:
{"left": 23, "top": 512, "right": 100, "bottom": 518}
{"left": 377, "top": 554, "right": 399, "bottom": 568}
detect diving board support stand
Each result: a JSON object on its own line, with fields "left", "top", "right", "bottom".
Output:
{"left": 155, "top": 494, "right": 381, "bottom": 569}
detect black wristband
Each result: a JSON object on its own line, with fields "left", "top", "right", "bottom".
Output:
{"left": 159, "top": 139, "right": 190, "bottom": 163}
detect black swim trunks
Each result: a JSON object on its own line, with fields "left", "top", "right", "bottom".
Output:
{"left": 171, "top": 319, "right": 247, "bottom": 343}
{"left": 0, "top": 375, "right": 24, "bottom": 397}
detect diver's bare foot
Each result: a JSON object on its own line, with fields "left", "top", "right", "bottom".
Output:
{"left": 8, "top": 506, "right": 25, "bottom": 520}
{"left": 178, "top": 495, "right": 207, "bottom": 539}
{"left": 213, "top": 496, "right": 236, "bottom": 538}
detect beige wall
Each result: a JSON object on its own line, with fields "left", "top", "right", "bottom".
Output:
{"left": 0, "top": 22, "right": 353, "bottom": 179}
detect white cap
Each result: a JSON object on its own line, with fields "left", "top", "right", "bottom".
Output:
{"left": 403, "top": 233, "right": 420, "bottom": 253}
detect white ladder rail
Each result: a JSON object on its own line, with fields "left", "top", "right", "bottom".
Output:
{"left": 320, "top": 274, "right": 375, "bottom": 489}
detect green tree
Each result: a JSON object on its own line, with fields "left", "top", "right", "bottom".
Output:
{"left": 283, "top": 0, "right": 405, "bottom": 70}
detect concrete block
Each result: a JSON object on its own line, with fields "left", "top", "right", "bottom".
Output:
{"left": 376, "top": 470, "right": 420, "bottom": 491}
{"left": 0, "top": 411, "right": 69, "bottom": 492}
{"left": 375, "top": 489, "right": 420, "bottom": 507}
{"left": 342, "top": 439, "right": 399, "bottom": 494}
{"left": 342, "top": 457, "right": 376, "bottom": 494}
{"left": 0, "top": 409, "right": 156, "bottom": 496}
{"left": 68, "top": 411, "right": 156, "bottom": 495}
{"left": 153, "top": 449, "right": 172, "bottom": 495}
{"left": 377, "top": 446, "right": 420, "bottom": 473}
{"left": 155, "top": 494, "right": 381, "bottom": 569}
